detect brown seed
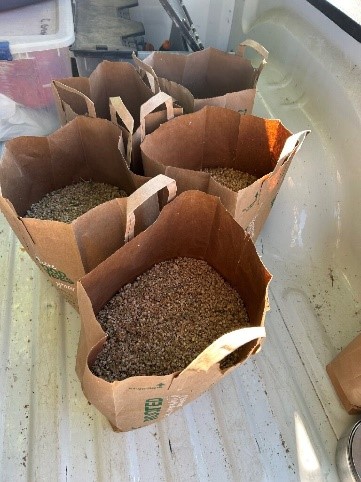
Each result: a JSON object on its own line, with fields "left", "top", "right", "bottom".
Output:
{"left": 91, "top": 257, "right": 250, "bottom": 382}
{"left": 25, "top": 180, "right": 127, "bottom": 223}
{"left": 201, "top": 167, "right": 258, "bottom": 192}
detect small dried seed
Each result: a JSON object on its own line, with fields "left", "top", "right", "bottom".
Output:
{"left": 91, "top": 257, "right": 250, "bottom": 382}
{"left": 25, "top": 180, "right": 127, "bottom": 223}
{"left": 202, "top": 167, "right": 258, "bottom": 192}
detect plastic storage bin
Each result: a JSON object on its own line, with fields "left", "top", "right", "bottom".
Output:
{"left": 71, "top": 0, "right": 189, "bottom": 78}
{"left": 0, "top": 0, "right": 47, "bottom": 12}
{"left": 71, "top": 0, "right": 145, "bottom": 77}
{"left": 0, "top": 0, "right": 74, "bottom": 136}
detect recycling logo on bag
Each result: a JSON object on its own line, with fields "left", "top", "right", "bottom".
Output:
{"left": 36, "top": 257, "right": 74, "bottom": 284}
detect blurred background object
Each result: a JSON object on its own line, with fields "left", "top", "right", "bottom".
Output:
{"left": 0, "top": 0, "right": 48, "bottom": 12}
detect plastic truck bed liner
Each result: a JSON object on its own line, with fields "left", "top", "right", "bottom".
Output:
{"left": 0, "top": 0, "right": 360, "bottom": 480}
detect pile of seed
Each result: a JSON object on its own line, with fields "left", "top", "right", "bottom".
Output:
{"left": 202, "top": 167, "right": 258, "bottom": 192}
{"left": 25, "top": 181, "right": 127, "bottom": 223}
{"left": 91, "top": 257, "right": 250, "bottom": 382}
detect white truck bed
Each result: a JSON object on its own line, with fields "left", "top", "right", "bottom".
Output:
{"left": 1, "top": 0, "right": 360, "bottom": 480}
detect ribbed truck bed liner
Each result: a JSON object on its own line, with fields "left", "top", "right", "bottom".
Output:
{"left": 1, "top": 0, "right": 360, "bottom": 480}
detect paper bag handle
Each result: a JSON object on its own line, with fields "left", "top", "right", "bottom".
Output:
{"left": 140, "top": 92, "right": 175, "bottom": 142}
{"left": 52, "top": 81, "right": 96, "bottom": 122}
{"left": 274, "top": 130, "right": 310, "bottom": 173}
{"left": 132, "top": 52, "right": 160, "bottom": 95}
{"left": 124, "top": 174, "right": 177, "bottom": 243}
{"left": 236, "top": 39, "right": 269, "bottom": 62}
{"left": 109, "top": 97, "right": 135, "bottom": 167}
{"left": 184, "top": 326, "right": 266, "bottom": 372}
{"left": 235, "top": 39, "right": 269, "bottom": 86}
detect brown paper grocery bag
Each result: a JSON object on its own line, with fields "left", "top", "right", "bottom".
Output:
{"left": 327, "top": 334, "right": 361, "bottom": 413}
{"left": 132, "top": 39, "right": 268, "bottom": 114}
{"left": 109, "top": 91, "right": 183, "bottom": 174}
{"left": 140, "top": 105, "right": 309, "bottom": 240}
{"left": 76, "top": 190, "right": 271, "bottom": 432}
{"left": 52, "top": 60, "right": 155, "bottom": 129}
{"left": 0, "top": 116, "right": 176, "bottom": 308}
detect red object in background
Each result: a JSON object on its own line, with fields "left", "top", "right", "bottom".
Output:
{"left": 0, "top": 48, "right": 72, "bottom": 108}
{"left": 159, "top": 39, "right": 171, "bottom": 51}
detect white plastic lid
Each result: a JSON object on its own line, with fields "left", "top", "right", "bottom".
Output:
{"left": 0, "top": 0, "right": 74, "bottom": 54}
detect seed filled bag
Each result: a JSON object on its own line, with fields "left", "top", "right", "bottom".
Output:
{"left": 327, "top": 333, "right": 361, "bottom": 413}
{"left": 0, "top": 116, "right": 176, "bottom": 308}
{"left": 76, "top": 190, "right": 271, "bottom": 432}
{"left": 52, "top": 62, "right": 183, "bottom": 175}
{"left": 52, "top": 60, "right": 155, "bottom": 129}
{"left": 140, "top": 105, "right": 309, "bottom": 240}
{"left": 132, "top": 39, "right": 268, "bottom": 114}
